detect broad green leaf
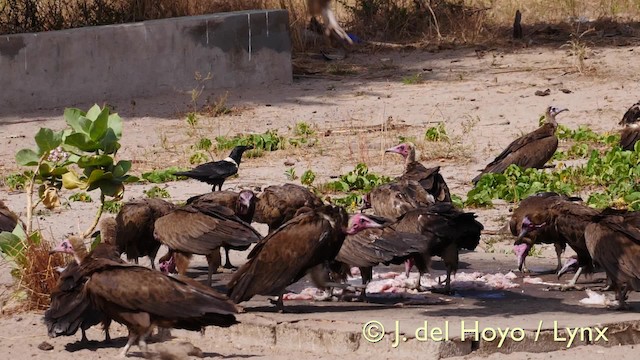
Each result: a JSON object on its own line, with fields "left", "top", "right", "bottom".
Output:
{"left": 35, "top": 128, "right": 62, "bottom": 154}
{"left": 50, "top": 166, "right": 69, "bottom": 176}
{"left": 38, "top": 162, "right": 52, "bottom": 176}
{"left": 62, "top": 171, "right": 88, "bottom": 190}
{"left": 0, "top": 231, "right": 24, "bottom": 259}
{"left": 86, "top": 169, "right": 111, "bottom": 186}
{"left": 85, "top": 104, "right": 102, "bottom": 121}
{"left": 95, "top": 180, "right": 124, "bottom": 198}
{"left": 108, "top": 113, "right": 123, "bottom": 139}
{"left": 89, "top": 107, "right": 110, "bottom": 141}
{"left": 64, "top": 132, "right": 100, "bottom": 152}
{"left": 100, "top": 128, "right": 121, "bottom": 154}
{"left": 15, "top": 149, "right": 40, "bottom": 166}
{"left": 112, "top": 160, "right": 132, "bottom": 178}
{"left": 122, "top": 175, "right": 140, "bottom": 183}
{"left": 64, "top": 108, "right": 90, "bottom": 134}
{"left": 77, "top": 154, "right": 113, "bottom": 168}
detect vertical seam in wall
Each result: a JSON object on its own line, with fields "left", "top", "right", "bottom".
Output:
{"left": 247, "top": 13, "right": 252, "bottom": 62}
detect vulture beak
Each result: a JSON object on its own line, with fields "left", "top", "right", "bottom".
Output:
{"left": 516, "top": 228, "right": 529, "bottom": 241}
{"left": 345, "top": 214, "right": 386, "bottom": 235}
{"left": 384, "top": 144, "right": 402, "bottom": 154}
{"left": 514, "top": 243, "right": 531, "bottom": 272}
{"left": 49, "top": 239, "right": 74, "bottom": 255}
{"left": 557, "top": 257, "right": 579, "bottom": 279}
{"left": 404, "top": 258, "right": 415, "bottom": 278}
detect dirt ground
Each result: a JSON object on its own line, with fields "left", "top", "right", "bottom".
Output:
{"left": 1, "top": 40, "right": 640, "bottom": 359}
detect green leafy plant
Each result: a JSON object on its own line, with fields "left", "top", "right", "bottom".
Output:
{"left": 189, "top": 152, "right": 208, "bottom": 165}
{"left": 424, "top": 122, "right": 449, "bottom": 142}
{"left": 103, "top": 200, "right": 123, "bottom": 214}
{"left": 301, "top": 169, "right": 316, "bottom": 186}
{"left": 69, "top": 192, "right": 93, "bottom": 203}
{"left": 141, "top": 167, "right": 189, "bottom": 183}
{"left": 328, "top": 193, "right": 364, "bottom": 212}
{"left": 402, "top": 73, "right": 423, "bottom": 85}
{"left": 325, "top": 163, "right": 391, "bottom": 193}
{"left": 14, "top": 104, "right": 138, "bottom": 236}
{"left": 144, "top": 186, "right": 171, "bottom": 199}
{"left": 293, "top": 121, "right": 315, "bottom": 137}
{"left": 216, "top": 130, "right": 284, "bottom": 152}
{"left": 284, "top": 167, "right": 298, "bottom": 181}
{"left": 2, "top": 171, "right": 31, "bottom": 191}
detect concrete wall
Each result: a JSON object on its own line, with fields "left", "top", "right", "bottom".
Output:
{"left": 0, "top": 10, "right": 292, "bottom": 114}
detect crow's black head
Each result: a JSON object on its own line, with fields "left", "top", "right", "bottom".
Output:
{"left": 228, "top": 145, "right": 254, "bottom": 164}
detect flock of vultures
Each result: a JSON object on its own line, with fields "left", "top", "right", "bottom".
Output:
{"left": 0, "top": 102, "right": 639, "bottom": 356}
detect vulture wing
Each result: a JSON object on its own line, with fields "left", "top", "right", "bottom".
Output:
{"left": 154, "top": 204, "right": 261, "bottom": 254}
{"left": 336, "top": 227, "right": 429, "bottom": 267}
{"left": 227, "top": 210, "right": 343, "bottom": 302}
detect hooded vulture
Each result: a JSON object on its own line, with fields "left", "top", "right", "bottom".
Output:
{"left": 45, "top": 218, "right": 122, "bottom": 343}
{"left": 55, "top": 235, "right": 238, "bottom": 357}
{"left": 115, "top": 198, "right": 176, "bottom": 269}
{"left": 396, "top": 203, "right": 484, "bottom": 294}
{"left": 335, "top": 215, "right": 432, "bottom": 291}
{"left": 509, "top": 192, "right": 583, "bottom": 273}
{"left": 226, "top": 206, "right": 386, "bottom": 311}
{"left": 174, "top": 145, "right": 254, "bottom": 191}
{"left": 619, "top": 101, "right": 640, "bottom": 151}
{"left": 385, "top": 142, "right": 451, "bottom": 203}
{"left": 515, "top": 196, "right": 599, "bottom": 288}
{"left": 154, "top": 202, "right": 262, "bottom": 285}
{"left": 363, "top": 179, "right": 435, "bottom": 219}
{"left": 585, "top": 208, "right": 640, "bottom": 309}
{"left": 472, "top": 106, "right": 568, "bottom": 184}
{"left": 0, "top": 200, "right": 23, "bottom": 232}
{"left": 253, "top": 183, "right": 325, "bottom": 233}
{"left": 187, "top": 189, "right": 257, "bottom": 268}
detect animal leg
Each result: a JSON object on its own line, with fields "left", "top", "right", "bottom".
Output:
{"left": 206, "top": 251, "right": 222, "bottom": 286}
{"left": 138, "top": 327, "right": 154, "bottom": 356}
{"left": 80, "top": 328, "right": 89, "bottom": 343}
{"left": 359, "top": 267, "right": 372, "bottom": 302}
{"left": 566, "top": 266, "right": 583, "bottom": 287}
{"left": 222, "top": 247, "right": 236, "bottom": 269}
{"left": 553, "top": 243, "right": 565, "bottom": 272}
{"left": 119, "top": 330, "right": 137, "bottom": 358}
{"left": 548, "top": 267, "right": 585, "bottom": 291}
{"left": 104, "top": 319, "right": 112, "bottom": 343}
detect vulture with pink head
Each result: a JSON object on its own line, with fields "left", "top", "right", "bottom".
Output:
{"left": 585, "top": 208, "right": 640, "bottom": 309}
{"left": 51, "top": 234, "right": 238, "bottom": 357}
{"left": 186, "top": 189, "right": 257, "bottom": 268}
{"left": 154, "top": 202, "right": 262, "bottom": 285}
{"left": 472, "top": 106, "right": 568, "bottom": 184}
{"left": 227, "top": 206, "right": 388, "bottom": 311}
{"left": 115, "top": 198, "right": 176, "bottom": 269}
{"left": 385, "top": 143, "right": 451, "bottom": 203}
{"left": 253, "top": 183, "right": 325, "bottom": 233}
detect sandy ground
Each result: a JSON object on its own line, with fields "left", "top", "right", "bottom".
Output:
{"left": 1, "top": 41, "right": 640, "bottom": 359}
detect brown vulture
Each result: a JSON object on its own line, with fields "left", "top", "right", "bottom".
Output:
{"left": 174, "top": 145, "right": 253, "bottom": 191}
{"left": 307, "top": 0, "right": 353, "bottom": 45}
{"left": 515, "top": 196, "right": 599, "bottom": 288}
{"left": 0, "top": 199, "right": 23, "bottom": 232}
{"left": 335, "top": 216, "right": 432, "bottom": 291}
{"left": 154, "top": 202, "right": 262, "bottom": 285}
{"left": 187, "top": 189, "right": 257, "bottom": 268}
{"left": 114, "top": 198, "right": 176, "bottom": 269}
{"left": 472, "top": 106, "right": 568, "bottom": 184}
{"left": 509, "top": 192, "right": 583, "bottom": 273}
{"left": 45, "top": 218, "right": 122, "bottom": 343}
{"left": 253, "top": 183, "right": 325, "bottom": 232}
{"left": 226, "top": 206, "right": 387, "bottom": 311}
{"left": 585, "top": 208, "right": 640, "bottom": 309}
{"left": 54, "top": 235, "right": 238, "bottom": 357}
{"left": 385, "top": 142, "right": 452, "bottom": 203}
{"left": 619, "top": 101, "right": 640, "bottom": 151}
{"left": 362, "top": 179, "right": 435, "bottom": 219}
{"left": 396, "top": 203, "right": 484, "bottom": 294}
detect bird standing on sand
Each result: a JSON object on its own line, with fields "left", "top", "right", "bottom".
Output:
{"left": 472, "top": 106, "right": 568, "bottom": 184}
{"left": 175, "top": 145, "right": 254, "bottom": 191}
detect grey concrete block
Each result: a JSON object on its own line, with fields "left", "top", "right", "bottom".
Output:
{"left": 0, "top": 10, "right": 292, "bottom": 115}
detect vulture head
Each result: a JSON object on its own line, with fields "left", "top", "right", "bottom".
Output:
{"left": 513, "top": 243, "right": 531, "bottom": 272}
{"left": 159, "top": 254, "right": 177, "bottom": 274}
{"left": 517, "top": 216, "right": 548, "bottom": 242}
{"left": 237, "top": 190, "right": 256, "bottom": 217}
{"left": 385, "top": 142, "right": 417, "bottom": 164}
{"left": 345, "top": 213, "right": 390, "bottom": 235}
{"left": 50, "top": 236, "right": 88, "bottom": 264}
{"left": 545, "top": 106, "right": 569, "bottom": 125}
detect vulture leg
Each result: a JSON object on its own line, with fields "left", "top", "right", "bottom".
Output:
{"left": 137, "top": 326, "right": 154, "bottom": 357}
{"left": 566, "top": 266, "right": 583, "bottom": 287}
{"left": 222, "top": 246, "right": 236, "bottom": 269}
{"left": 275, "top": 291, "right": 286, "bottom": 313}
{"left": 119, "top": 330, "right": 138, "bottom": 358}
{"left": 553, "top": 243, "right": 565, "bottom": 272}
{"left": 206, "top": 251, "right": 222, "bottom": 286}
{"left": 104, "top": 319, "right": 112, "bottom": 342}
{"left": 414, "top": 255, "right": 431, "bottom": 292}
{"left": 614, "top": 285, "right": 629, "bottom": 310}
{"left": 80, "top": 328, "right": 89, "bottom": 343}
{"left": 433, "top": 245, "right": 458, "bottom": 295}
{"left": 359, "top": 267, "right": 372, "bottom": 302}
